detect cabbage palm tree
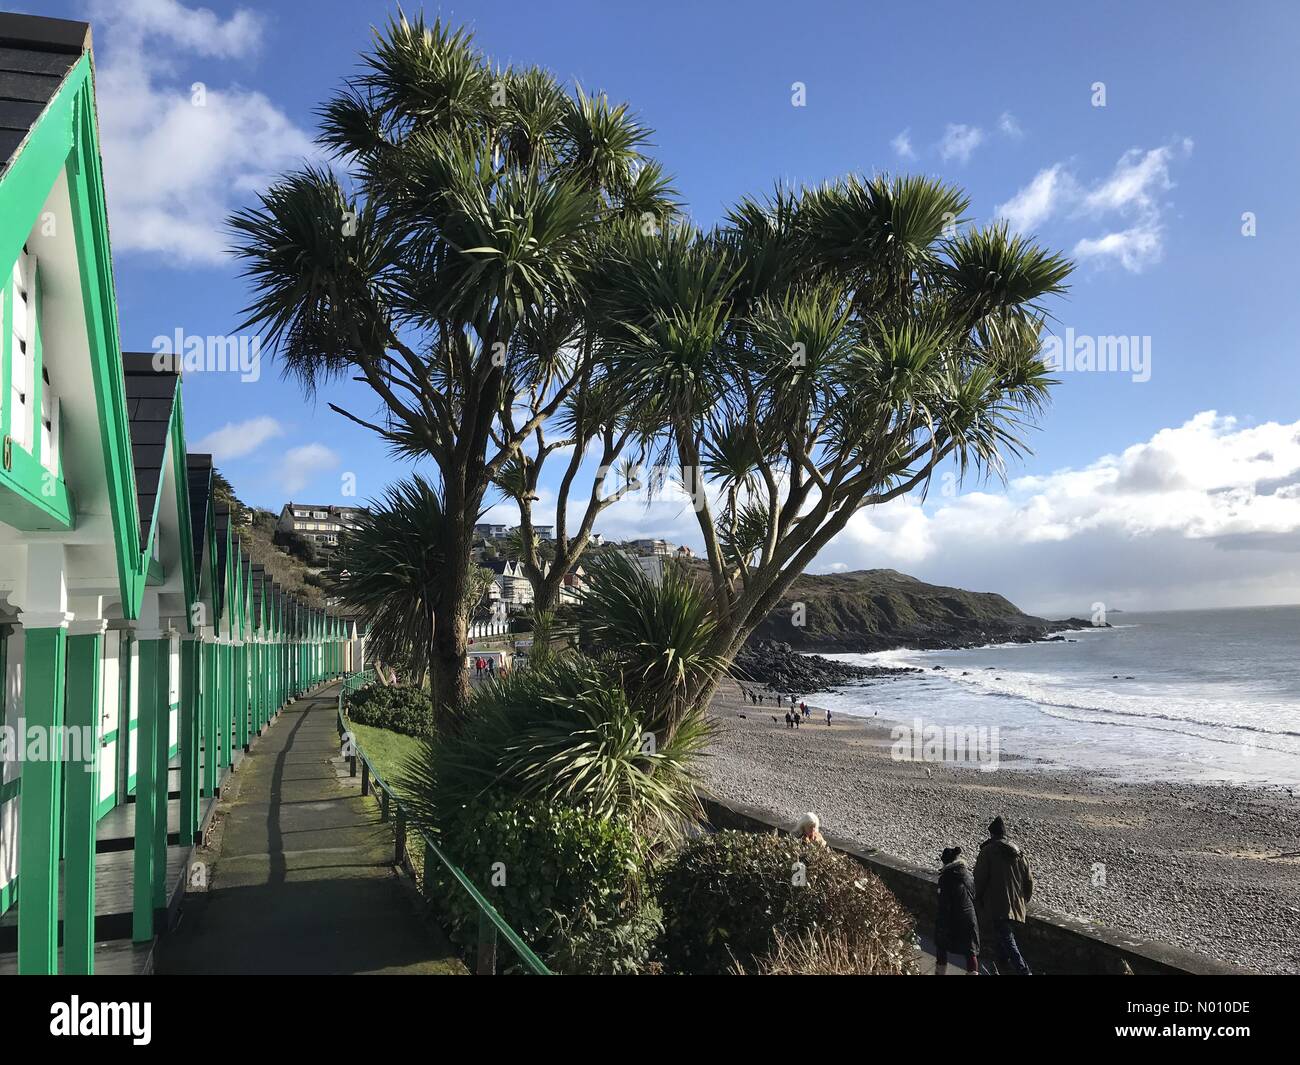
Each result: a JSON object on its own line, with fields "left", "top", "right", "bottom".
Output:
{"left": 593, "top": 175, "right": 1073, "bottom": 706}
{"left": 576, "top": 552, "right": 723, "bottom": 740}
{"left": 229, "top": 14, "right": 672, "bottom": 724}
{"left": 402, "top": 654, "right": 708, "bottom": 844}
{"left": 324, "top": 476, "right": 454, "bottom": 688}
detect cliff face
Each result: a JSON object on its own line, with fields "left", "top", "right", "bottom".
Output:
{"left": 747, "top": 568, "right": 1077, "bottom": 653}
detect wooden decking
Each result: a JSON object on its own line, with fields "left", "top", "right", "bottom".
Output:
{"left": 0, "top": 938, "right": 156, "bottom": 975}
{"left": 94, "top": 793, "right": 218, "bottom": 853}
{"left": 0, "top": 842, "right": 190, "bottom": 952}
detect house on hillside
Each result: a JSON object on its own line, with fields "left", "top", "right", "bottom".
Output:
{"left": 631, "top": 538, "right": 674, "bottom": 557}
{"left": 560, "top": 564, "right": 587, "bottom": 605}
{"left": 275, "top": 502, "right": 367, "bottom": 549}
{"left": 482, "top": 558, "right": 532, "bottom": 609}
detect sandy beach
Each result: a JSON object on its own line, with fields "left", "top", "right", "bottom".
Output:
{"left": 702, "top": 679, "right": 1300, "bottom": 974}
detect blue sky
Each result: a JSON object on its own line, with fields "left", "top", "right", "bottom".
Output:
{"left": 37, "top": 0, "right": 1300, "bottom": 612}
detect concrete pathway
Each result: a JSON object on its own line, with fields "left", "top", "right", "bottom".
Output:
{"left": 157, "top": 685, "right": 464, "bottom": 975}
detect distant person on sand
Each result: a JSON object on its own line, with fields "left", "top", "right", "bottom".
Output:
{"left": 784, "top": 711, "right": 793, "bottom": 729}
{"left": 826, "top": 708, "right": 832, "bottom": 726}
{"left": 795, "top": 812, "right": 827, "bottom": 847}
{"left": 799, "top": 700, "right": 807, "bottom": 717}
{"left": 934, "top": 846, "right": 980, "bottom": 975}
{"left": 792, "top": 709, "right": 800, "bottom": 729}
{"left": 973, "top": 816, "right": 1035, "bottom": 975}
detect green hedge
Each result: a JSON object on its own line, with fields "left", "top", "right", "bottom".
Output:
{"left": 655, "top": 830, "right": 915, "bottom": 974}
{"left": 343, "top": 684, "right": 435, "bottom": 738}
{"left": 435, "top": 797, "right": 640, "bottom": 966}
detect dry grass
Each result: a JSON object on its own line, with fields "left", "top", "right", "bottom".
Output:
{"left": 735, "top": 926, "right": 919, "bottom": 975}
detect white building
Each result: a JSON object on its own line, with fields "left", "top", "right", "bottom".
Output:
{"left": 276, "top": 502, "right": 367, "bottom": 549}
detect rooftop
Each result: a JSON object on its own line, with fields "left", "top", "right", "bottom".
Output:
{"left": 122, "top": 351, "right": 179, "bottom": 552}
{"left": 0, "top": 13, "right": 90, "bottom": 174}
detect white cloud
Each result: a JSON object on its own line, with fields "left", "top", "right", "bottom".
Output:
{"left": 1073, "top": 222, "right": 1164, "bottom": 272}
{"left": 1081, "top": 143, "right": 1183, "bottom": 215}
{"left": 994, "top": 164, "right": 1076, "bottom": 235}
{"left": 89, "top": 0, "right": 316, "bottom": 265}
{"left": 815, "top": 412, "right": 1300, "bottom": 613}
{"left": 276, "top": 443, "right": 340, "bottom": 495}
{"left": 891, "top": 129, "right": 916, "bottom": 160}
{"left": 998, "top": 111, "right": 1023, "bottom": 139}
{"left": 92, "top": 0, "right": 265, "bottom": 58}
{"left": 938, "top": 123, "right": 984, "bottom": 164}
{"left": 192, "top": 415, "right": 282, "bottom": 461}
{"left": 994, "top": 139, "right": 1191, "bottom": 272}
{"left": 592, "top": 412, "right": 1300, "bottom": 614}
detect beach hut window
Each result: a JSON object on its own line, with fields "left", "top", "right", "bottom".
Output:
{"left": 40, "top": 365, "right": 60, "bottom": 475}
{"left": 9, "top": 248, "right": 33, "bottom": 452}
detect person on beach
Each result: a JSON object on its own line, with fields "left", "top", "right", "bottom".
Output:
{"left": 934, "top": 846, "right": 980, "bottom": 975}
{"left": 799, "top": 700, "right": 807, "bottom": 718}
{"left": 784, "top": 711, "right": 793, "bottom": 729}
{"left": 826, "top": 708, "right": 832, "bottom": 726}
{"left": 795, "top": 812, "right": 827, "bottom": 847}
{"left": 792, "top": 709, "right": 800, "bottom": 729}
{"left": 973, "top": 816, "right": 1034, "bottom": 975}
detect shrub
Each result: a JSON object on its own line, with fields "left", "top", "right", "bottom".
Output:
{"left": 434, "top": 798, "right": 641, "bottom": 965}
{"left": 402, "top": 655, "right": 706, "bottom": 843}
{"left": 344, "top": 683, "right": 435, "bottom": 738}
{"left": 551, "top": 901, "right": 665, "bottom": 976}
{"left": 576, "top": 552, "right": 723, "bottom": 737}
{"left": 655, "top": 830, "right": 915, "bottom": 975}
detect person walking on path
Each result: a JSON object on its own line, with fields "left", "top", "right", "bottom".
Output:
{"left": 973, "top": 816, "right": 1035, "bottom": 975}
{"left": 934, "top": 846, "right": 980, "bottom": 975}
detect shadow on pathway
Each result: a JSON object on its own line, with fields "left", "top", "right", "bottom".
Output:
{"left": 157, "top": 687, "right": 465, "bottom": 975}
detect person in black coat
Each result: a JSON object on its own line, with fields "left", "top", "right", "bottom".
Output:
{"left": 934, "top": 846, "right": 980, "bottom": 974}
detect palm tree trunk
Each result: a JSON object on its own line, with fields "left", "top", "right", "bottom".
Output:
{"left": 532, "top": 572, "right": 562, "bottom": 616}
{"left": 430, "top": 507, "right": 473, "bottom": 726}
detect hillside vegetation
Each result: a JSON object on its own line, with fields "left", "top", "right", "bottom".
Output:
{"left": 215, "top": 472, "right": 330, "bottom": 608}
{"left": 748, "top": 569, "right": 1067, "bottom": 652}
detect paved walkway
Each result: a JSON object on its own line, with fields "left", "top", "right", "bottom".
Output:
{"left": 157, "top": 685, "right": 464, "bottom": 975}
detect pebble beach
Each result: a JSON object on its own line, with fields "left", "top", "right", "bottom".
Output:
{"left": 701, "top": 680, "right": 1300, "bottom": 974}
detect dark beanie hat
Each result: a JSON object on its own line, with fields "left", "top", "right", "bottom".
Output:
{"left": 941, "top": 846, "right": 962, "bottom": 865}
{"left": 989, "top": 816, "right": 1006, "bottom": 837}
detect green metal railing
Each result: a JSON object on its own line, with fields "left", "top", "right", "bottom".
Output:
{"left": 335, "top": 670, "right": 552, "bottom": 975}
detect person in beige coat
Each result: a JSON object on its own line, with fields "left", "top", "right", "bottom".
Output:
{"left": 973, "top": 815, "right": 1034, "bottom": 974}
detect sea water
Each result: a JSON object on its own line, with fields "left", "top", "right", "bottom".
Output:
{"left": 818, "top": 606, "right": 1300, "bottom": 788}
